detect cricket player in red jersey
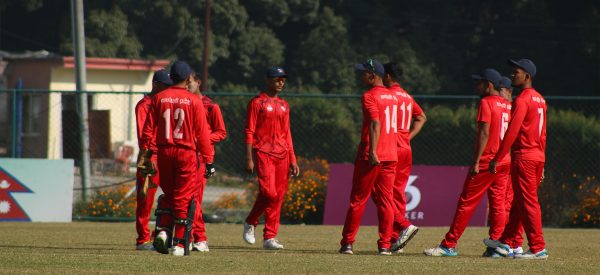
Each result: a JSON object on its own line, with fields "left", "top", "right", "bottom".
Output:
{"left": 496, "top": 76, "right": 525, "bottom": 256}
{"left": 134, "top": 69, "right": 172, "bottom": 250}
{"left": 243, "top": 66, "right": 300, "bottom": 250}
{"left": 382, "top": 62, "right": 426, "bottom": 253}
{"left": 188, "top": 74, "right": 227, "bottom": 252}
{"left": 486, "top": 59, "right": 548, "bottom": 260}
{"left": 424, "top": 68, "right": 511, "bottom": 257}
{"left": 339, "top": 59, "right": 398, "bottom": 256}
{"left": 138, "top": 61, "right": 214, "bottom": 256}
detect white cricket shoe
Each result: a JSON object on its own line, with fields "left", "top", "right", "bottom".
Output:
{"left": 192, "top": 241, "right": 209, "bottom": 252}
{"left": 243, "top": 223, "right": 256, "bottom": 244}
{"left": 263, "top": 238, "right": 284, "bottom": 250}
{"left": 423, "top": 245, "right": 458, "bottom": 257}
{"left": 515, "top": 249, "right": 548, "bottom": 260}
{"left": 171, "top": 245, "right": 185, "bottom": 256}
{"left": 397, "top": 225, "right": 419, "bottom": 249}
{"left": 154, "top": 231, "right": 169, "bottom": 254}
{"left": 513, "top": 246, "right": 524, "bottom": 255}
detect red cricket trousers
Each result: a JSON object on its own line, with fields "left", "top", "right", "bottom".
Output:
{"left": 245, "top": 150, "right": 290, "bottom": 240}
{"left": 156, "top": 146, "right": 199, "bottom": 243}
{"left": 391, "top": 147, "right": 413, "bottom": 243}
{"left": 441, "top": 164, "right": 510, "bottom": 248}
{"left": 341, "top": 159, "right": 396, "bottom": 249}
{"left": 193, "top": 163, "right": 208, "bottom": 242}
{"left": 504, "top": 176, "right": 524, "bottom": 247}
{"left": 500, "top": 160, "right": 545, "bottom": 253}
{"left": 135, "top": 155, "right": 160, "bottom": 245}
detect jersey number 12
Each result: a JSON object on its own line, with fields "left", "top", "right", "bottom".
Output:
{"left": 163, "top": 108, "right": 184, "bottom": 139}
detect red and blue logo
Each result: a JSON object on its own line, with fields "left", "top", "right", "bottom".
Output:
{"left": 0, "top": 167, "right": 33, "bottom": 221}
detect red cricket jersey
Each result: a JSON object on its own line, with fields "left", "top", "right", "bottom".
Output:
{"left": 495, "top": 88, "right": 547, "bottom": 162}
{"left": 388, "top": 84, "right": 424, "bottom": 150}
{"left": 476, "top": 95, "right": 512, "bottom": 168}
{"left": 200, "top": 95, "right": 227, "bottom": 159}
{"left": 245, "top": 92, "right": 297, "bottom": 164}
{"left": 135, "top": 94, "right": 156, "bottom": 151}
{"left": 141, "top": 86, "right": 213, "bottom": 163}
{"left": 357, "top": 85, "right": 399, "bottom": 162}
{"left": 202, "top": 95, "right": 227, "bottom": 144}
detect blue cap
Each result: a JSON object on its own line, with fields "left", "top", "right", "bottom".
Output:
{"left": 266, "top": 66, "right": 288, "bottom": 78}
{"left": 471, "top": 68, "right": 502, "bottom": 86}
{"left": 508, "top": 58, "right": 536, "bottom": 77}
{"left": 499, "top": 76, "right": 512, "bottom": 89}
{"left": 152, "top": 69, "right": 173, "bottom": 86}
{"left": 170, "top": 61, "right": 194, "bottom": 83}
{"left": 355, "top": 59, "right": 385, "bottom": 77}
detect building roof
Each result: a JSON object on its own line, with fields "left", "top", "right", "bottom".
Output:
{"left": 0, "top": 50, "right": 170, "bottom": 71}
{"left": 63, "top": 57, "right": 170, "bottom": 71}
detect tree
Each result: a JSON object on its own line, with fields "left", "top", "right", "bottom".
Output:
{"left": 61, "top": 6, "right": 142, "bottom": 58}
{"left": 291, "top": 7, "right": 356, "bottom": 93}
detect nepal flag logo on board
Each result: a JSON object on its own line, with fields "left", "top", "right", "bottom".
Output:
{"left": 0, "top": 167, "right": 33, "bottom": 221}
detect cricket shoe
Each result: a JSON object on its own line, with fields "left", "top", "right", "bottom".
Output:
{"left": 263, "top": 238, "right": 284, "bottom": 250}
{"left": 339, "top": 244, "right": 353, "bottom": 255}
{"left": 171, "top": 245, "right": 185, "bottom": 257}
{"left": 393, "top": 225, "right": 419, "bottom": 252}
{"left": 514, "top": 249, "right": 548, "bottom": 260}
{"left": 192, "top": 241, "right": 209, "bottom": 252}
{"left": 378, "top": 248, "right": 392, "bottom": 256}
{"left": 494, "top": 243, "right": 512, "bottom": 257}
{"left": 482, "top": 247, "right": 502, "bottom": 258}
{"left": 136, "top": 241, "right": 154, "bottom": 251}
{"left": 508, "top": 246, "right": 524, "bottom": 257}
{"left": 423, "top": 245, "right": 458, "bottom": 257}
{"left": 153, "top": 231, "right": 170, "bottom": 254}
{"left": 243, "top": 222, "right": 256, "bottom": 244}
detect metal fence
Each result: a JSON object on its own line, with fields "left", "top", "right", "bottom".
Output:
{"left": 1, "top": 89, "right": 599, "bottom": 222}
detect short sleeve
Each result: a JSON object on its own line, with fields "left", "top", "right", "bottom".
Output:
{"left": 477, "top": 99, "right": 491, "bottom": 123}
{"left": 362, "top": 92, "right": 379, "bottom": 121}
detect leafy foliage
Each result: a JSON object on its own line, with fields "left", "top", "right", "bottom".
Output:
{"left": 6, "top": 1, "right": 598, "bottom": 94}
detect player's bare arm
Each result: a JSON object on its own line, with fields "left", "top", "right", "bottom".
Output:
{"left": 369, "top": 120, "right": 381, "bottom": 165}
{"left": 409, "top": 113, "right": 427, "bottom": 140}
{"left": 245, "top": 143, "right": 254, "bottom": 174}
{"left": 471, "top": 121, "right": 490, "bottom": 175}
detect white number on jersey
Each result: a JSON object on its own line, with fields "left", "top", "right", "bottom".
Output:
{"left": 537, "top": 108, "right": 544, "bottom": 137}
{"left": 384, "top": 105, "right": 398, "bottom": 134}
{"left": 163, "top": 108, "right": 185, "bottom": 139}
{"left": 500, "top": 112, "right": 509, "bottom": 140}
{"left": 399, "top": 102, "right": 413, "bottom": 131}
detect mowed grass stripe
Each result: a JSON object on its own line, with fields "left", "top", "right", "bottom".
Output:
{"left": 0, "top": 223, "right": 598, "bottom": 273}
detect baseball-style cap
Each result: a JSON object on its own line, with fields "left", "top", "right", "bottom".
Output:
{"left": 471, "top": 68, "right": 502, "bottom": 86}
{"left": 266, "top": 66, "right": 288, "bottom": 78}
{"left": 170, "top": 61, "right": 194, "bottom": 83}
{"left": 508, "top": 58, "right": 536, "bottom": 77}
{"left": 499, "top": 76, "right": 512, "bottom": 89}
{"left": 152, "top": 69, "right": 173, "bottom": 86}
{"left": 355, "top": 59, "right": 385, "bottom": 77}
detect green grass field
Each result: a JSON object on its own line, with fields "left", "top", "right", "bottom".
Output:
{"left": 0, "top": 222, "right": 598, "bottom": 273}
